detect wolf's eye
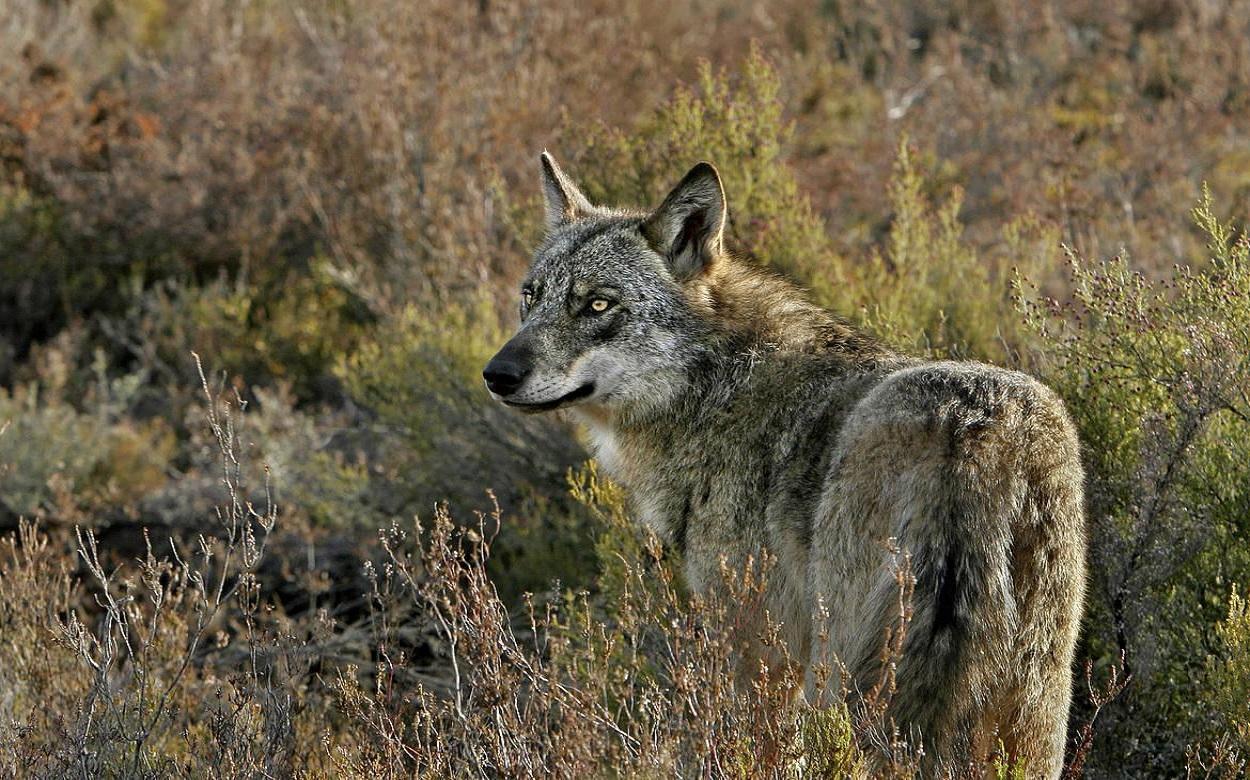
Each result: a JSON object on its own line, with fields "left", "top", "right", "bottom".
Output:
{"left": 587, "top": 298, "right": 614, "bottom": 314}
{"left": 521, "top": 290, "right": 534, "bottom": 311}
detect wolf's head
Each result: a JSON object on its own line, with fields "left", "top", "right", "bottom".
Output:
{"left": 483, "top": 153, "right": 728, "bottom": 417}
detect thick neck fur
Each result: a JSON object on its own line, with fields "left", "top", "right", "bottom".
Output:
{"left": 689, "top": 254, "right": 892, "bottom": 363}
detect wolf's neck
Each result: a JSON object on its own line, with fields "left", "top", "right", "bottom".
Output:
{"left": 573, "top": 405, "right": 694, "bottom": 542}
{"left": 696, "top": 258, "right": 892, "bottom": 362}
{"left": 569, "top": 349, "right": 764, "bottom": 543}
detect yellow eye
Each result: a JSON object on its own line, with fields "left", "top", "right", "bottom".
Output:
{"left": 521, "top": 290, "right": 533, "bottom": 309}
{"left": 589, "top": 298, "right": 611, "bottom": 313}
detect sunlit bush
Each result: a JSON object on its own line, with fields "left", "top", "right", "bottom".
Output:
{"left": 1018, "top": 190, "right": 1250, "bottom": 773}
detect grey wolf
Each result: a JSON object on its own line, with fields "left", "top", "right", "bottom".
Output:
{"left": 483, "top": 153, "right": 1087, "bottom": 776}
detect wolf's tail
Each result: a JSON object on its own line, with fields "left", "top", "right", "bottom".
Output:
{"left": 895, "top": 380, "right": 1084, "bottom": 777}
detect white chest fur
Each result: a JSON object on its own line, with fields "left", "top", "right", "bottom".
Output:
{"left": 582, "top": 419, "right": 621, "bottom": 476}
{"left": 578, "top": 417, "right": 675, "bottom": 540}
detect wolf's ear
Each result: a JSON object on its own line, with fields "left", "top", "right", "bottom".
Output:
{"left": 540, "top": 151, "right": 593, "bottom": 230}
{"left": 642, "top": 162, "right": 726, "bottom": 281}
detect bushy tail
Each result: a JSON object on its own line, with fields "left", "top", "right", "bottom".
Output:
{"left": 850, "top": 388, "right": 1086, "bottom": 777}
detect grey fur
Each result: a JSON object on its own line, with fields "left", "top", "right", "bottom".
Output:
{"left": 486, "top": 155, "right": 1087, "bottom": 777}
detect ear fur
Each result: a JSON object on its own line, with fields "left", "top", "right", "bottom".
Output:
{"left": 641, "top": 162, "right": 727, "bottom": 281}
{"left": 540, "top": 151, "right": 594, "bottom": 230}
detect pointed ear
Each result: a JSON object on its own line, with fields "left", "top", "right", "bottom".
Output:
{"left": 641, "top": 162, "right": 726, "bottom": 281}
{"left": 540, "top": 151, "right": 593, "bottom": 230}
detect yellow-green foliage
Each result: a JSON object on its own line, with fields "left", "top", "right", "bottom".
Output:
{"left": 141, "top": 261, "right": 371, "bottom": 398}
{"left": 570, "top": 46, "right": 847, "bottom": 303}
{"left": 567, "top": 460, "right": 658, "bottom": 606}
{"left": 800, "top": 705, "right": 861, "bottom": 778}
{"left": 339, "top": 298, "right": 600, "bottom": 596}
{"left": 1017, "top": 189, "right": 1250, "bottom": 763}
{"left": 0, "top": 356, "right": 174, "bottom": 520}
{"left": 1030, "top": 188, "right": 1250, "bottom": 515}
{"left": 1211, "top": 587, "right": 1250, "bottom": 747}
{"left": 0, "top": 183, "right": 81, "bottom": 352}
{"left": 335, "top": 294, "right": 510, "bottom": 506}
{"left": 338, "top": 297, "right": 503, "bottom": 456}
{"left": 0, "top": 385, "right": 111, "bottom": 517}
{"left": 565, "top": 60, "right": 1044, "bottom": 366}
{"left": 855, "top": 138, "right": 1057, "bottom": 363}
{"left": 245, "top": 384, "right": 381, "bottom": 530}
{"left": 0, "top": 183, "right": 61, "bottom": 261}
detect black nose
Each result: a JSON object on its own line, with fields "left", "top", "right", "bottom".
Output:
{"left": 483, "top": 356, "right": 529, "bottom": 396}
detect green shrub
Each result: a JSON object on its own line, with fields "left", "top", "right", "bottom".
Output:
{"left": 1019, "top": 188, "right": 1250, "bottom": 771}
{"left": 854, "top": 138, "right": 1057, "bottom": 363}
{"left": 243, "top": 383, "right": 383, "bottom": 531}
{"left": 564, "top": 46, "right": 848, "bottom": 304}
{"left": 1211, "top": 586, "right": 1250, "bottom": 749}
{"left": 565, "top": 65, "right": 1049, "bottom": 365}
{"left": 338, "top": 297, "right": 595, "bottom": 597}
{"left": 0, "top": 352, "right": 173, "bottom": 522}
{"left": 126, "top": 261, "right": 373, "bottom": 401}
{"left": 0, "top": 182, "right": 84, "bottom": 359}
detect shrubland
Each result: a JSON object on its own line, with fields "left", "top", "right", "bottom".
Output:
{"left": 1, "top": 1, "right": 1249, "bottom": 776}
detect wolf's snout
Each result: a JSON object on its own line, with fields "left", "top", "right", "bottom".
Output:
{"left": 483, "top": 345, "right": 531, "bottom": 396}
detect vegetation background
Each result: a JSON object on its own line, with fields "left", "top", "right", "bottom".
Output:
{"left": 1, "top": 0, "right": 1249, "bottom": 776}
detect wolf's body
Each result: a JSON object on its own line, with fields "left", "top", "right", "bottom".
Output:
{"left": 485, "top": 154, "right": 1087, "bottom": 776}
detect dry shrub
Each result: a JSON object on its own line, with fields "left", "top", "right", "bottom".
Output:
{"left": 0, "top": 358, "right": 310, "bottom": 776}
{"left": 330, "top": 482, "right": 889, "bottom": 778}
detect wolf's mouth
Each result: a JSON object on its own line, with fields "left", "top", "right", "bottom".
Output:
{"left": 504, "top": 382, "right": 596, "bottom": 412}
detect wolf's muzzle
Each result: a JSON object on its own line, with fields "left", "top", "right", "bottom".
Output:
{"left": 483, "top": 343, "right": 532, "bottom": 396}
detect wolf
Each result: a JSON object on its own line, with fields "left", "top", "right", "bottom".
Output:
{"left": 483, "top": 153, "right": 1087, "bottom": 777}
